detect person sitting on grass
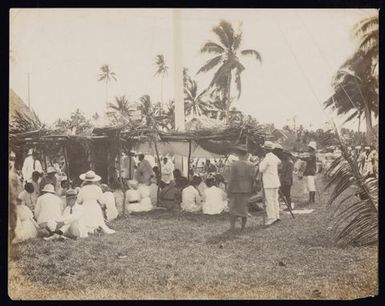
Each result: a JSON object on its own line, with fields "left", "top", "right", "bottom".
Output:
{"left": 111, "top": 181, "right": 124, "bottom": 216}
{"left": 18, "top": 182, "right": 37, "bottom": 212}
{"left": 100, "top": 184, "right": 119, "bottom": 222}
{"left": 173, "top": 169, "right": 188, "bottom": 189}
{"left": 148, "top": 175, "right": 158, "bottom": 207}
{"left": 202, "top": 177, "right": 227, "bottom": 215}
{"left": 31, "top": 170, "right": 42, "bottom": 198}
{"left": 181, "top": 175, "right": 203, "bottom": 213}
{"left": 138, "top": 183, "right": 153, "bottom": 211}
{"left": 125, "top": 180, "right": 152, "bottom": 213}
{"left": 12, "top": 194, "right": 39, "bottom": 244}
{"left": 34, "top": 184, "right": 64, "bottom": 237}
{"left": 158, "top": 177, "right": 180, "bottom": 210}
{"left": 46, "top": 189, "right": 88, "bottom": 241}
{"left": 77, "top": 170, "right": 115, "bottom": 235}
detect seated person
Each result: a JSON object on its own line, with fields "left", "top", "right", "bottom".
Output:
{"left": 51, "top": 189, "right": 88, "bottom": 240}
{"left": 173, "top": 169, "right": 188, "bottom": 189}
{"left": 148, "top": 175, "right": 158, "bottom": 207}
{"left": 202, "top": 177, "right": 227, "bottom": 215}
{"left": 34, "top": 184, "right": 63, "bottom": 236}
{"left": 111, "top": 181, "right": 124, "bottom": 216}
{"left": 12, "top": 194, "right": 39, "bottom": 243}
{"left": 57, "top": 178, "right": 69, "bottom": 197}
{"left": 18, "top": 182, "right": 37, "bottom": 212}
{"left": 125, "top": 180, "right": 152, "bottom": 213}
{"left": 181, "top": 176, "right": 204, "bottom": 213}
{"left": 158, "top": 178, "right": 180, "bottom": 210}
{"left": 100, "top": 184, "right": 119, "bottom": 221}
{"left": 137, "top": 183, "right": 153, "bottom": 211}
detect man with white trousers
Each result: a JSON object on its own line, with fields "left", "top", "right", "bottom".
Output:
{"left": 259, "top": 141, "right": 282, "bottom": 226}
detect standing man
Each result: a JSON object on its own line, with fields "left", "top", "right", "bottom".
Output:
{"left": 134, "top": 154, "right": 153, "bottom": 185}
{"left": 279, "top": 150, "right": 295, "bottom": 210}
{"left": 22, "top": 149, "right": 43, "bottom": 183}
{"left": 227, "top": 146, "right": 256, "bottom": 232}
{"left": 161, "top": 157, "right": 175, "bottom": 183}
{"left": 300, "top": 141, "right": 317, "bottom": 205}
{"left": 259, "top": 141, "right": 282, "bottom": 226}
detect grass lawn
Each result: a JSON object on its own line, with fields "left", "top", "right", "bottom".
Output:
{"left": 8, "top": 176, "right": 377, "bottom": 300}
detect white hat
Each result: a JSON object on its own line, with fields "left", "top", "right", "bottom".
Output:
{"left": 308, "top": 141, "right": 317, "bottom": 150}
{"left": 47, "top": 166, "right": 57, "bottom": 174}
{"left": 41, "top": 184, "right": 55, "bottom": 194}
{"left": 127, "top": 180, "right": 139, "bottom": 189}
{"left": 79, "top": 170, "right": 101, "bottom": 182}
{"left": 263, "top": 141, "right": 275, "bottom": 150}
{"left": 27, "top": 148, "right": 34, "bottom": 156}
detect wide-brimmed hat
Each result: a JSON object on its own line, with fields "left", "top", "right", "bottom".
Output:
{"left": 65, "top": 189, "right": 78, "bottom": 198}
{"left": 127, "top": 180, "right": 139, "bottom": 189}
{"left": 308, "top": 141, "right": 317, "bottom": 150}
{"left": 41, "top": 184, "right": 56, "bottom": 194}
{"left": 27, "top": 148, "right": 34, "bottom": 156}
{"left": 47, "top": 166, "right": 57, "bottom": 174}
{"left": 79, "top": 170, "right": 101, "bottom": 182}
{"left": 263, "top": 141, "right": 275, "bottom": 150}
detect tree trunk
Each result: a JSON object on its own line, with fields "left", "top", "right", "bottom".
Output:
{"left": 105, "top": 80, "right": 109, "bottom": 111}
{"left": 225, "top": 73, "right": 232, "bottom": 122}
{"left": 357, "top": 112, "right": 361, "bottom": 133}
{"left": 364, "top": 107, "right": 375, "bottom": 145}
{"left": 161, "top": 76, "right": 164, "bottom": 104}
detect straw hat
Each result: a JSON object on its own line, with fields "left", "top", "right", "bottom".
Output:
{"left": 65, "top": 189, "right": 78, "bottom": 198}
{"left": 127, "top": 180, "right": 139, "bottom": 189}
{"left": 308, "top": 141, "right": 317, "bottom": 150}
{"left": 79, "top": 170, "right": 101, "bottom": 182}
{"left": 47, "top": 166, "right": 57, "bottom": 174}
{"left": 41, "top": 184, "right": 56, "bottom": 194}
{"left": 263, "top": 141, "right": 275, "bottom": 150}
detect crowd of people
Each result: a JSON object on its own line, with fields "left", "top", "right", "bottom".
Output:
{"left": 12, "top": 137, "right": 375, "bottom": 243}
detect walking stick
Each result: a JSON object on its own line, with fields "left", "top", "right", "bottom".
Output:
{"left": 278, "top": 189, "right": 295, "bottom": 219}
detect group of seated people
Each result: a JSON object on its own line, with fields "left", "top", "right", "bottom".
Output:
{"left": 12, "top": 166, "right": 230, "bottom": 244}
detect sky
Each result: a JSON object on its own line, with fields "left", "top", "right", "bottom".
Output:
{"left": 10, "top": 8, "right": 377, "bottom": 130}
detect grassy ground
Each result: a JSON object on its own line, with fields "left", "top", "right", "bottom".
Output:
{"left": 8, "top": 176, "right": 377, "bottom": 300}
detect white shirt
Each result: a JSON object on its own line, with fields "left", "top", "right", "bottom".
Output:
{"left": 181, "top": 185, "right": 202, "bottom": 212}
{"left": 162, "top": 161, "right": 174, "bottom": 181}
{"left": 259, "top": 152, "right": 281, "bottom": 188}
{"left": 22, "top": 156, "right": 42, "bottom": 182}
{"left": 34, "top": 193, "right": 63, "bottom": 224}
{"left": 100, "top": 191, "right": 118, "bottom": 221}
{"left": 203, "top": 186, "right": 226, "bottom": 215}
{"left": 58, "top": 203, "right": 88, "bottom": 238}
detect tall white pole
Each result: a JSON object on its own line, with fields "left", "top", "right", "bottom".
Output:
{"left": 173, "top": 9, "right": 184, "bottom": 132}
{"left": 27, "top": 72, "right": 31, "bottom": 109}
{"left": 172, "top": 9, "right": 188, "bottom": 176}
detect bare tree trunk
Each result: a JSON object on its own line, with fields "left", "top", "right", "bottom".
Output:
{"left": 364, "top": 107, "right": 374, "bottom": 145}
{"left": 357, "top": 112, "right": 361, "bottom": 133}
{"left": 225, "top": 73, "right": 232, "bottom": 122}
{"left": 105, "top": 80, "right": 109, "bottom": 111}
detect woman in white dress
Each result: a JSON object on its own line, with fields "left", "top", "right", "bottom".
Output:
{"left": 202, "top": 177, "right": 227, "bottom": 215}
{"left": 12, "top": 196, "right": 39, "bottom": 243}
{"left": 100, "top": 184, "right": 119, "bottom": 221}
{"left": 181, "top": 176, "right": 203, "bottom": 212}
{"left": 126, "top": 180, "right": 153, "bottom": 213}
{"left": 77, "top": 171, "right": 115, "bottom": 234}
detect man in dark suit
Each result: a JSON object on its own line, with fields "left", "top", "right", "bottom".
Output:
{"left": 227, "top": 146, "right": 256, "bottom": 232}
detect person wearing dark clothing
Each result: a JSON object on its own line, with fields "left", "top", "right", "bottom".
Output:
{"left": 300, "top": 141, "right": 317, "bottom": 204}
{"left": 279, "top": 151, "right": 294, "bottom": 210}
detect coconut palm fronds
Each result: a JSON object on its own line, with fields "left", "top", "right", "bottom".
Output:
{"left": 324, "top": 128, "right": 377, "bottom": 246}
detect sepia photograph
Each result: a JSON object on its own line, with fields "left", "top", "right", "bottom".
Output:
{"left": 8, "top": 8, "right": 378, "bottom": 300}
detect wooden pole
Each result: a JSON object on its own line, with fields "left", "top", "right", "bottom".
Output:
{"left": 63, "top": 143, "right": 70, "bottom": 180}
{"left": 187, "top": 140, "right": 192, "bottom": 181}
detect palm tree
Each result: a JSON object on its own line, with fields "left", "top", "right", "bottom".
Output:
{"left": 108, "top": 95, "right": 132, "bottom": 118}
{"left": 184, "top": 80, "right": 211, "bottom": 118}
{"left": 138, "top": 95, "right": 156, "bottom": 127}
{"left": 98, "top": 65, "right": 117, "bottom": 111}
{"left": 154, "top": 55, "right": 169, "bottom": 105}
{"left": 324, "top": 15, "right": 378, "bottom": 145}
{"left": 198, "top": 20, "right": 262, "bottom": 120}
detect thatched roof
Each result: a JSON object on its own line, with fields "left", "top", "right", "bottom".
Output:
{"left": 9, "top": 89, "right": 42, "bottom": 134}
